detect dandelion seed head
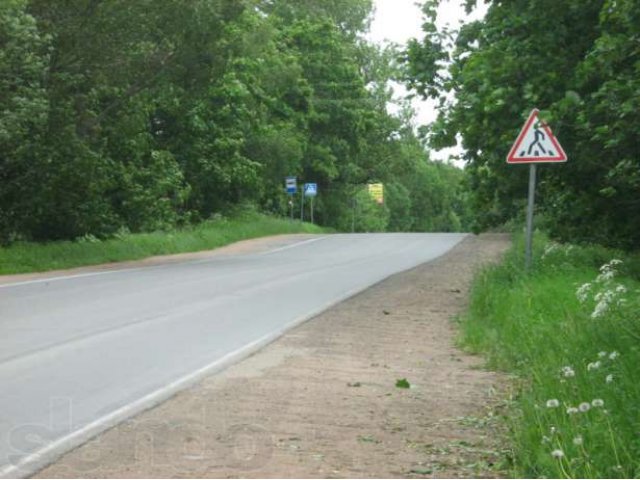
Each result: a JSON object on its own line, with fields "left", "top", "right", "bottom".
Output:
{"left": 562, "top": 366, "right": 575, "bottom": 378}
{"left": 606, "top": 374, "right": 614, "bottom": 384}
{"left": 566, "top": 407, "right": 579, "bottom": 415}
{"left": 579, "top": 402, "right": 591, "bottom": 412}
{"left": 546, "top": 399, "right": 560, "bottom": 408}
{"left": 609, "top": 351, "right": 619, "bottom": 360}
{"left": 551, "top": 449, "right": 564, "bottom": 458}
{"left": 598, "top": 351, "right": 607, "bottom": 358}
{"left": 573, "top": 435, "right": 583, "bottom": 446}
{"left": 592, "top": 399, "right": 605, "bottom": 408}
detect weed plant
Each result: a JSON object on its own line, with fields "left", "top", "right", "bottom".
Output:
{"left": 461, "top": 232, "right": 640, "bottom": 478}
{"left": 0, "top": 212, "right": 326, "bottom": 275}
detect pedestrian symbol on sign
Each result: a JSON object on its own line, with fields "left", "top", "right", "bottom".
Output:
{"left": 521, "top": 123, "right": 554, "bottom": 157}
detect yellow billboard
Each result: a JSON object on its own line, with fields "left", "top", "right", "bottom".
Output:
{"left": 367, "top": 183, "right": 384, "bottom": 205}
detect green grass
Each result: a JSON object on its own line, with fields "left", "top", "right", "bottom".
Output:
{"left": 0, "top": 213, "right": 328, "bottom": 275}
{"left": 460, "top": 232, "right": 640, "bottom": 478}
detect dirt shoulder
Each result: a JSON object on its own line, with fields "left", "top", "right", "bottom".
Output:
{"left": 35, "top": 233, "right": 511, "bottom": 479}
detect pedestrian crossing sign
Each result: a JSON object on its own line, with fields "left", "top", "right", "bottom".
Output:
{"left": 507, "top": 109, "right": 567, "bottom": 164}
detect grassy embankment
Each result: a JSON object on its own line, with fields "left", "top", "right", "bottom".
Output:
{"left": 460, "top": 233, "right": 640, "bottom": 478}
{"left": 0, "top": 213, "right": 327, "bottom": 275}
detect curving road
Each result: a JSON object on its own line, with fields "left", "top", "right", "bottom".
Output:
{"left": 0, "top": 233, "right": 466, "bottom": 477}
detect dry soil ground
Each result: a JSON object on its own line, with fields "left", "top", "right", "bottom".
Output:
{"left": 35, "top": 233, "right": 511, "bottom": 479}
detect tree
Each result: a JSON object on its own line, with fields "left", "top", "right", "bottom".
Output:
{"left": 405, "top": 0, "right": 640, "bottom": 248}
{"left": 0, "top": 0, "right": 49, "bottom": 241}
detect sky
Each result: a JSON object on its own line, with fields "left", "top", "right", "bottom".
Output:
{"left": 367, "top": 0, "right": 488, "bottom": 162}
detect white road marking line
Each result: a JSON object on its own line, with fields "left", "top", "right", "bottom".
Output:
{"left": 0, "top": 266, "right": 151, "bottom": 289}
{"left": 0, "top": 236, "right": 330, "bottom": 289}
{"left": 259, "top": 235, "right": 329, "bottom": 255}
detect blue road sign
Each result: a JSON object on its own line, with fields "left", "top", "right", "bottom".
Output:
{"left": 285, "top": 176, "right": 297, "bottom": 195}
{"left": 304, "top": 183, "right": 318, "bottom": 197}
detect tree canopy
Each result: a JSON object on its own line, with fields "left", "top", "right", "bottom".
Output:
{"left": 405, "top": 0, "right": 640, "bottom": 249}
{"left": 0, "top": 0, "right": 468, "bottom": 243}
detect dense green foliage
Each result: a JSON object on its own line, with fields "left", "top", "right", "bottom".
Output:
{"left": 405, "top": 0, "right": 640, "bottom": 249}
{"left": 0, "top": 210, "right": 326, "bottom": 274}
{"left": 461, "top": 235, "right": 640, "bottom": 477}
{"left": 0, "top": 0, "right": 468, "bottom": 244}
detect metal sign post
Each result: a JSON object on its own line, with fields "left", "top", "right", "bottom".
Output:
{"left": 507, "top": 108, "right": 567, "bottom": 272}
{"left": 285, "top": 176, "right": 297, "bottom": 221}
{"left": 303, "top": 183, "right": 318, "bottom": 224}
{"left": 525, "top": 164, "right": 537, "bottom": 271}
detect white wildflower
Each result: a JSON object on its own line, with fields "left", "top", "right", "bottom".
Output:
{"left": 543, "top": 243, "right": 560, "bottom": 259}
{"left": 579, "top": 402, "right": 591, "bottom": 412}
{"left": 561, "top": 366, "right": 575, "bottom": 378}
{"left": 591, "top": 289, "right": 619, "bottom": 319}
{"left": 592, "top": 399, "right": 605, "bottom": 408}
{"left": 596, "top": 269, "right": 615, "bottom": 283}
{"left": 566, "top": 407, "right": 579, "bottom": 415}
{"left": 546, "top": 399, "right": 560, "bottom": 408}
{"left": 606, "top": 374, "right": 614, "bottom": 384}
{"left": 609, "top": 351, "right": 619, "bottom": 360}
{"left": 573, "top": 435, "right": 583, "bottom": 446}
{"left": 576, "top": 283, "right": 592, "bottom": 303}
{"left": 587, "top": 361, "right": 602, "bottom": 371}
{"left": 551, "top": 449, "right": 565, "bottom": 458}
{"left": 595, "top": 259, "right": 623, "bottom": 283}
{"left": 591, "top": 300, "right": 609, "bottom": 318}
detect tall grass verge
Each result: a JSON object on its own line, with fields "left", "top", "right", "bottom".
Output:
{"left": 0, "top": 212, "right": 327, "bottom": 275}
{"left": 461, "top": 232, "right": 640, "bottom": 478}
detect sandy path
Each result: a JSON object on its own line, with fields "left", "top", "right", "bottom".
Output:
{"left": 35, "top": 233, "right": 511, "bottom": 478}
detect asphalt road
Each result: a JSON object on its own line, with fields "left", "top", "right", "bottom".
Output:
{"left": 0, "top": 233, "right": 466, "bottom": 477}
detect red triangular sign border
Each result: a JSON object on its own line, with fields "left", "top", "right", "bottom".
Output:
{"left": 507, "top": 109, "right": 567, "bottom": 164}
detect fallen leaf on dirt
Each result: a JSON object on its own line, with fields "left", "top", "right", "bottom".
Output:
{"left": 395, "top": 378, "right": 411, "bottom": 389}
